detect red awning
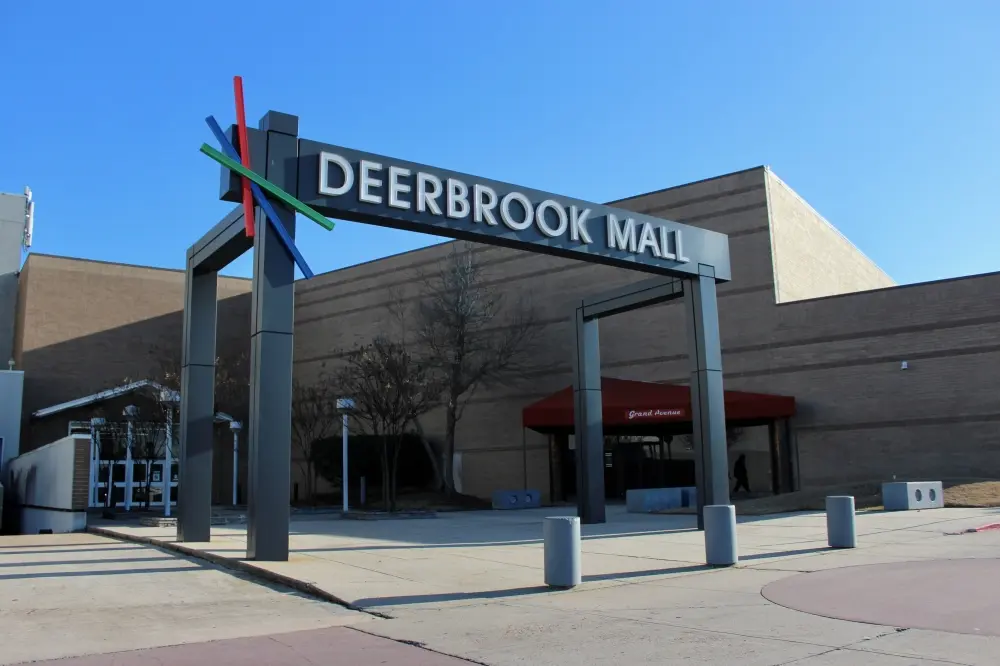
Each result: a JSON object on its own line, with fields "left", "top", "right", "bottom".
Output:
{"left": 521, "top": 377, "right": 795, "bottom": 431}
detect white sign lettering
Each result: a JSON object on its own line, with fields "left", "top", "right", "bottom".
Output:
{"left": 317, "top": 151, "right": 691, "bottom": 264}
{"left": 627, "top": 408, "right": 684, "bottom": 420}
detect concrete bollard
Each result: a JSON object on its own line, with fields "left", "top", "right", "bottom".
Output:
{"left": 544, "top": 516, "right": 581, "bottom": 588}
{"left": 704, "top": 504, "right": 738, "bottom": 566}
{"left": 826, "top": 495, "right": 857, "bottom": 548}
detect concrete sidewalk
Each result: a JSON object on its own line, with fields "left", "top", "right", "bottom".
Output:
{"left": 92, "top": 506, "right": 1000, "bottom": 665}
{"left": 0, "top": 533, "right": 401, "bottom": 665}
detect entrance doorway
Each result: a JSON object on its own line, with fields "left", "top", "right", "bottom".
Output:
{"left": 527, "top": 377, "right": 798, "bottom": 505}
{"left": 552, "top": 434, "right": 697, "bottom": 502}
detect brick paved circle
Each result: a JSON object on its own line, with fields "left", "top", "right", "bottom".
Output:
{"left": 762, "top": 558, "right": 1000, "bottom": 636}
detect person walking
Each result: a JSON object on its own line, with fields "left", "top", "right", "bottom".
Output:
{"left": 733, "top": 454, "right": 750, "bottom": 493}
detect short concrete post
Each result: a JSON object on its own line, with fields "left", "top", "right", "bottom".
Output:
{"left": 826, "top": 495, "right": 856, "bottom": 548}
{"left": 704, "top": 504, "right": 738, "bottom": 566}
{"left": 544, "top": 516, "right": 581, "bottom": 588}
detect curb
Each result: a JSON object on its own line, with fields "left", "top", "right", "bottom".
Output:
{"left": 87, "top": 526, "right": 367, "bottom": 614}
{"left": 968, "top": 522, "right": 1000, "bottom": 533}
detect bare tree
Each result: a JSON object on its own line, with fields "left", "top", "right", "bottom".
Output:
{"left": 409, "top": 244, "right": 542, "bottom": 495}
{"left": 145, "top": 342, "right": 249, "bottom": 423}
{"left": 97, "top": 422, "right": 128, "bottom": 513}
{"left": 213, "top": 349, "right": 250, "bottom": 424}
{"left": 384, "top": 287, "right": 445, "bottom": 490}
{"left": 335, "top": 335, "right": 440, "bottom": 511}
{"left": 291, "top": 376, "right": 340, "bottom": 503}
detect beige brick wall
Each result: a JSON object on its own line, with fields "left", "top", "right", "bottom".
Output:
{"left": 765, "top": 169, "right": 895, "bottom": 303}
{"left": 16, "top": 254, "right": 252, "bottom": 453}
{"left": 293, "top": 168, "right": 776, "bottom": 499}
{"left": 14, "top": 167, "right": 1000, "bottom": 504}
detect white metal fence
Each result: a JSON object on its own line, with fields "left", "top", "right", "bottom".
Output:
{"left": 82, "top": 417, "right": 178, "bottom": 514}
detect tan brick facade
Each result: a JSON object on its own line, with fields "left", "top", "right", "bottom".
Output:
{"left": 13, "top": 168, "right": 1000, "bottom": 502}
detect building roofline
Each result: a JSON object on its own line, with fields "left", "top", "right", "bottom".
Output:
{"left": 777, "top": 268, "right": 1000, "bottom": 307}
{"left": 764, "top": 167, "right": 894, "bottom": 285}
{"left": 31, "top": 379, "right": 180, "bottom": 419}
{"left": 24, "top": 252, "right": 252, "bottom": 281}
{"left": 605, "top": 165, "right": 767, "bottom": 206}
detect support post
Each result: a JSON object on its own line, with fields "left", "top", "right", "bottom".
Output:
{"left": 245, "top": 112, "right": 297, "bottom": 561}
{"left": 572, "top": 304, "right": 605, "bottom": 524}
{"left": 177, "top": 268, "right": 218, "bottom": 542}
{"left": 782, "top": 418, "right": 800, "bottom": 492}
{"left": 768, "top": 421, "right": 781, "bottom": 494}
{"left": 684, "top": 273, "right": 730, "bottom": 530}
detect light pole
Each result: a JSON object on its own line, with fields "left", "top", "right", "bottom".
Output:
{"left": 336, "top": 398, "right": 354, "bottom": 513}
{"left": 230, "top": 421, "right": 242, "bottom": 506}
{"left": 123, "top": 405, "right": 138, "bottom": 511}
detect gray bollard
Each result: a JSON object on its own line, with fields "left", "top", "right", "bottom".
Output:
{"left": 704, "top": 504, "right": 738, "bottom": 566}
{"left": 544, "top": 516, "right": 581, "bottom": 588}
{"left": 826, "top": 495, "right": 857, "bottom": 548}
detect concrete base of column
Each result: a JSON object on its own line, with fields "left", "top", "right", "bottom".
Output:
{"left": 704, "top": 504, "right": 738, "bottom": 566}
{"left": 826, "top": 496, "right": 857, "bottom": 549}
{"left": 544, "top": 516, "right": 581, "bottom": 588}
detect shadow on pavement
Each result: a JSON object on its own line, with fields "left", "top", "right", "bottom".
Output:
{"left": 0, "top": 554, "right": 175, "bottom": 568}
{"left": 0, "top": 565, "right": 204, "bottom": 581}
{"left": 739, "top": 546, "right": 831, "bottom": 561}
{"left": 583, "top": 563, "right": 713, "bottom": 582}
{"left": 351, "top": 562, "right": 716, "bottom": 608}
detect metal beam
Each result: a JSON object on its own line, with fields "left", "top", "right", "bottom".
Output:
{"left": 684, "top": 271, "right": 730, "bottom": 530}
{"left": 572, "top": 304, "right": 605, "bottom": 524}
{"left": 176, "top": 264, "right": 217, "bottom": 543}
{"left": 245, "top": 111, "right": 297, "bottom": 561}
{"left": 571, "top": 276, "right": 685, "bottom": 525}
{"left": 581, "top": 276, "right": 683, "bottom": 321}
{"left": 186, "top": 206, "right": 252, "bottom": 275}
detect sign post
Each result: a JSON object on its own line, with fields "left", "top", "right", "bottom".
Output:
{"left": 179, "top": 93, "right": 732, "bottom": 560}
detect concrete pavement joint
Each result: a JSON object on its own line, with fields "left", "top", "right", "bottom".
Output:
{"left": 347, "top": 626, "right": 489, "bottom": 666}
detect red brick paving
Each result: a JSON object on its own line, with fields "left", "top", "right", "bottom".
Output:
{"left": 19, "top": 626, "right": 475, "bottom": 665}
{"left": 762, "top": 558, "right": 1000, "bottom": 636}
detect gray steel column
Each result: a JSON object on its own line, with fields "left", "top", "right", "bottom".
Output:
{"left": 684, "top": 272, "right": 730, "bottom": 530}
{"left": 177, "top": 266, "right": 217, "bottom": 542}
{"left": 784, "top": 418, "right": 801, "bottom": 492}
{"left": 246, "top": 112, "right": 297, "bottom": 561}
{"left": 572, "top": 305, "right": 605, "bottom": 524}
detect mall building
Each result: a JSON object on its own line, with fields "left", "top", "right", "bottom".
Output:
{"left": 4, "top": 166, "right": 1000, "bottom": 510}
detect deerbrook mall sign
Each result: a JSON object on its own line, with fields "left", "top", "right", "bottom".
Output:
{"left": 296, "top": 141, "right": 731, "bottom": 280}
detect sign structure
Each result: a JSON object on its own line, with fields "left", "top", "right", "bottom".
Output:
{"left": 180, "top": 78, "right": 733, "bottom": 561}
{"left": 295, "top": 143, "right": 731, "bottom": 280}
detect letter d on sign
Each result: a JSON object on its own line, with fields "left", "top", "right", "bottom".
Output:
{"left": 318, "top": 152, "right": 354, "bottom": 197}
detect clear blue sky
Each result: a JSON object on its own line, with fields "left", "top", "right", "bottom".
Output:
{"left": 2, "top": 1, "right": 997, "bottom": 284}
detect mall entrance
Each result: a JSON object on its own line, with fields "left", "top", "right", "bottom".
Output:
{"left": 551, "top": 433, "right": 697, "bottom": 502}
{"left": 522, "top": 377, "right": 798, "bottom": 503}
